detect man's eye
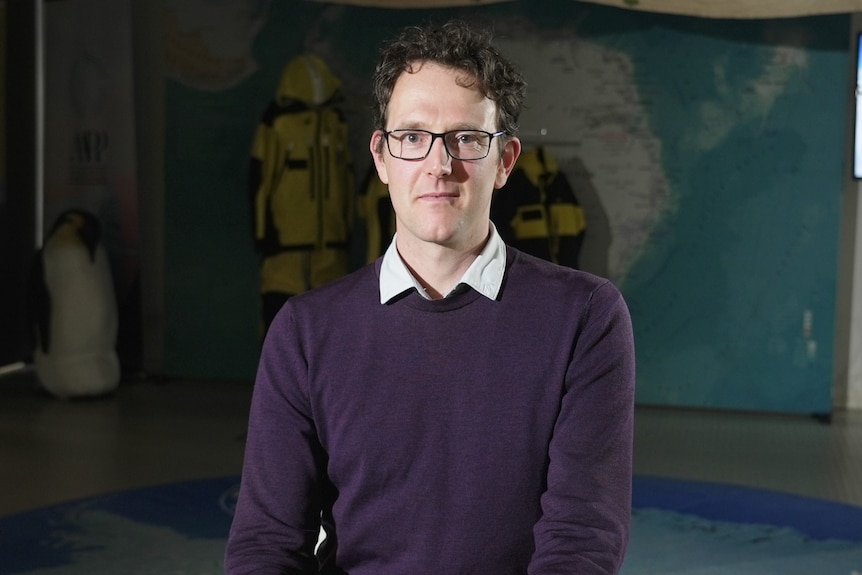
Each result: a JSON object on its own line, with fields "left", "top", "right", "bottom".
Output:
{"left": 401, "top": 132, "right": 425, "bottom": 145}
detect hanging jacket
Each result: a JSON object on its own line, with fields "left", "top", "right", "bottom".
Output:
{"left": 248, "top": 54, "right": 354, "bottom": 295}
{"left": 358, "top": 165, "right": 395, "bottom": 264}
{"left": 491, "top": 146, "right": 586, "bottom": 269}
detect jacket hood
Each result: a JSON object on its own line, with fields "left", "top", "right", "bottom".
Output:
{"left": 276, "top": 54, "right": 341, "bottom": 106}
{"left": 515, "top": 146, "right": 559, "bottom": 188}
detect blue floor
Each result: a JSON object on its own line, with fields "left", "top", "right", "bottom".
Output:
{"left": 2, "top": 475, "right": 861, "bottom": 574}
{"left": 627, "top": 476, "right": 862, "bottom": 574}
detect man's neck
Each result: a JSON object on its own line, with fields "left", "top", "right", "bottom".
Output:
{"left": 396, "top": 232, "right": 489, "bottom": 300}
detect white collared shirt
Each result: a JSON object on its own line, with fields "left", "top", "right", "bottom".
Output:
{"left": 379, "top": 224, "right": 507, "bottom": 304}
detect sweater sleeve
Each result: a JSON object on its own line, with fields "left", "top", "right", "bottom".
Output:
{"left": 528, "top": 280, "right": 636, "bottom": 575}
{"left": 224, "top": 306, "right": 326, "bottom": 574}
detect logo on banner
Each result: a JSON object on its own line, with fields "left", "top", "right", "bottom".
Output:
{"left": 71, "top": 130, "right": 109, "bottom": 186}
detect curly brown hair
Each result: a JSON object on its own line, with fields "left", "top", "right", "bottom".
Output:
{"left": 371, "top": 20, "right": 526, "bottom": 146}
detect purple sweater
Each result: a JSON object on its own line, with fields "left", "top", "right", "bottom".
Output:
{"left": 225, "top": 247, "right": 635, "bottom": 574}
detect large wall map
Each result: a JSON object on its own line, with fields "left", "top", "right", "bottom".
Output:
{"left": 163, "top": 0, "right": 848, "bottom": 413}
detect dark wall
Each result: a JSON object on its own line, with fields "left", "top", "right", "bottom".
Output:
{"left": 1, "top": 0, "right": 38, "bottom": 368}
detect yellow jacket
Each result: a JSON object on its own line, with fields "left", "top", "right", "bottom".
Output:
{"left": 249, "top": 54, "right": 354, "bottom": 293}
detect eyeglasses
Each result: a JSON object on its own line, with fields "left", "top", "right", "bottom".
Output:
{"left": 383, "top": 129, "right": 507, "bottom": 161}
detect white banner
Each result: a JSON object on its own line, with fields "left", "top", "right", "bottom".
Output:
{"left": 44, "top": 0, "right": 139, "bottom": 291}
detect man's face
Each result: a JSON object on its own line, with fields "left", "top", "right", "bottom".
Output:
{"left": 370, "top": 62, "right": 520, "bottom": 254}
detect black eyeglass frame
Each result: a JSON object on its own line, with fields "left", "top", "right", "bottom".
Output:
{"left": 382, "top": 129, "right": 508, "bottom": 161}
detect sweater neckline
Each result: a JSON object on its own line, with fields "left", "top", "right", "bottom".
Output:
{"left": 393, "top": 284, "right": 485, "bottom": 312}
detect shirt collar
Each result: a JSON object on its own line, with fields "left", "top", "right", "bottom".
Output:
{"left": 379, "top": 224, "right": 507, "bottom": 304}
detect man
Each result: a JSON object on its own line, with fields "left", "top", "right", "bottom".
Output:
{"left": 225, "top": 20, "right": 636, "bottom": 575}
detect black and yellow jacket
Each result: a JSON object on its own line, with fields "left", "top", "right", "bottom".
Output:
{"left": 358, "top": 167, "right": 395, "bottom": 265}
{"left": 249, "top": 54, "right": 354, "bottom": 294}
{"left": 491, "top": 146, "right": 586, "bottom": 269}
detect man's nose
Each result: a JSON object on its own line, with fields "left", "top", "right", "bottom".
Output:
{"left": 427, "top": 136, "right": 453, "bottom": 174}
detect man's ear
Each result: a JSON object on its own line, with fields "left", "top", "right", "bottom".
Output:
{"left": 370, "top": 131, "right": 390, "bottom": 185}
{"left": 494, "top": 136, "right": 521, "bottom": 189}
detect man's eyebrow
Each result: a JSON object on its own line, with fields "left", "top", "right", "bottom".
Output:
{"left": 391, "top": 122, "right": 485, "bottom": 131}
{"left": 391, "top": 121, "right": 426, "bottom": 130}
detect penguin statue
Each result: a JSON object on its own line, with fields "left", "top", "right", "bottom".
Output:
{"left": 29, "top": 209, "right": 120, "bottom": 398}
